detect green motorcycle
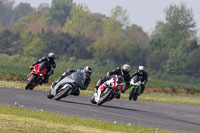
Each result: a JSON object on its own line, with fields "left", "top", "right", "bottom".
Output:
{"left": 128, "top": 76, "right": 142, "bottom": 101}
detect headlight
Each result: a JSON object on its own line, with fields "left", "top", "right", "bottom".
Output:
{"left": 39, "top": 74, "right": 43, "bottom": 77}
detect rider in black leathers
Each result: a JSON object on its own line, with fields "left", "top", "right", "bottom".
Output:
{"left": 131, "top": 66, "right": 148, "bottom": 94}
{"left": 31, "top": 53, "right": 56, "bottom": 85}
{"left": 47, "top": 66, "right": 92, "bottom": 98}
{"left": 95, "top": 64, "right": 131, "bottom": 98}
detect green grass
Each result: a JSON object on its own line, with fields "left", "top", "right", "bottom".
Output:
{"left": 147, "top": 79, "right": 200, "bottom": 91}
{"left": 1, "top": 80, "right": 200, "bottom": 106}
{"left": 0, "top": 105, "right": 175, "bottom": 133}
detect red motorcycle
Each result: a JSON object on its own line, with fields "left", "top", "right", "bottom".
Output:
{"left": 25, "top": 63, "right": 47, "bottom": 90}
{"left": 91, "top": 75, "right": 124, "bottom": 105}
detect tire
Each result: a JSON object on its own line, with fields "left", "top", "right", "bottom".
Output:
{"left": 90, "top": 96, "right": 97, "bottom": 104}
{"left": 25, "top": 75, "right": 37, "bottom": 90}
{"left": 133, "top": 94, "right": 138, "bottom": 101}
{"left": 53, "top": 85, "right": 72, "bottom": 100}
{"left": 129, "top": 87, "right": 135, "bottom": 101}
{"left": 97, "top": 90, "right": 112, "bottom": 106}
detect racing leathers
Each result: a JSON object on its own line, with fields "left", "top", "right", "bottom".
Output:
{"left": 95, "top": 67, "right": 131, "bottom": 98}
{"left": 54, "top": 69, "right": 91, "bottom": 96}
{"left": 131, "top": 70, "right": 148, "bottom": 94}
{"left": 32, "top": 57, "right": 56, "bottom": 84}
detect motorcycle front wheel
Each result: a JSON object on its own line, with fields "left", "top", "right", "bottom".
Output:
{"left": 133, "top": 94, "right": 138, "bottom": 101}
{"left": 129, "top": 87, "right": 135, "bottom": 100}
{"left": 53, "top": 84, "right": 73, "bottom": 100}
{"left": 25, "top": 75, "right": 37, "bottom": 90}
{"left": 90, "top": 96, "right": 97, "bottom": 104}
{"left": 97, "top": 90, "right": 112, "bottom": 106}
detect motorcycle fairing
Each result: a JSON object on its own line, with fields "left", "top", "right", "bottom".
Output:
{"left": 51, "top": 70, "right": 85, "bottom": 96}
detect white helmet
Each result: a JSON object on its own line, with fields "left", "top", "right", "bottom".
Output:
{"left": 138, "top": 66, "right": 144, "bottom": 74}
{"left": 83, "top": 66, "right": 92, "bottom": 78}
{"left": 48, "top": 53, "right": 55, "bottom": 61}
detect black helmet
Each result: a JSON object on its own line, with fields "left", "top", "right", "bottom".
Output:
{"left": 83, "top": 66, "right": 92, "bottom": 78}
{"left": 116, "top": 75, "right": 124, "bottom": 84}
{"left": 48, "top": 53, "right": 55, "bottom": 61}
{"left": 121, "top": 64, "right": 130, "bottom": 76}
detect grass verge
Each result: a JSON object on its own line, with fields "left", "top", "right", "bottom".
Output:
{"left": 1, "top": 80, "right": 200, "bottom": 106}
{"left": 0, "top": 105, "right": 175, "bottom": 133}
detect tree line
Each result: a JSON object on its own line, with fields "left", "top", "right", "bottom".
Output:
{"left": 0, "top": 0, "right": 200, "bottom": 77}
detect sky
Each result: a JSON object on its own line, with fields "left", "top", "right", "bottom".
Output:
{"left": 16, "top": 0, "right": 200, "bottom": 36}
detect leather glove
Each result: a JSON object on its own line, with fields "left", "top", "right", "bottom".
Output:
{"left": 107, "top": 72, "right": 110, "bottom": 76}
{"left": 30, "top": 66, "right": 33, "bottom": 70}
{"left": 142, "top": 82, "right": 146, "bottom": 85}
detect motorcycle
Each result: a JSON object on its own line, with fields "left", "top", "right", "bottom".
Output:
{"left": 91, "top": 75, "right": 124, "bottom": 105}
{"left": 25, "top": 63, "right": 47, "bottom": 90}
{"left": 128, "top": 76, "right": 142, "bottom": 101}
{"left": 49, "top": 70, "right": 85, "bottom": 100}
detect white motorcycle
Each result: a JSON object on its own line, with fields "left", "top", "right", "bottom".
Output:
{"left": 48, "top": 70, "right": 86, "bottom": 100}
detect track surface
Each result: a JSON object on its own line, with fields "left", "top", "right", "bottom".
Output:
{"left": 0, "top": 87, "right": 200, "bottom": 133}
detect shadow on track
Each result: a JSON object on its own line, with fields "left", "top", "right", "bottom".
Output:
{"left": 59, "top": 99, "right": 152, "bottom": 114}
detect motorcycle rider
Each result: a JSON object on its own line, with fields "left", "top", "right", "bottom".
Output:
{"left": 131, "top": 66, "right": 148, "bottom": 94}
{"left": 92, "top": 75, "right": 124, "bottom": 104}
{"left": 47, "top": 66, "right": 92, "bottom": 99}
{"left": 95, "top": 64, "right": 131, "bottom": 98}
{"left": 30, "top": 53, "right": 56, "bottom": 85}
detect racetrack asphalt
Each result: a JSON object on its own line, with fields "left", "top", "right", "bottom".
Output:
{"left": 0, "top": 87, "right": 200, "bottom": 133}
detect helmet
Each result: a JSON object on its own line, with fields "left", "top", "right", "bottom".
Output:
{"left": 83, "top": 66, "right": 92, "bottom": 78}
{"left": 116, "top": 75, "right": 124, "bottom": 84}
{"left": 121, "top": 64, "right": 130, "bottom": 76}
{"left": 138, "top": 66, "right": 144, "bottom": 75}
{"left": 48, "top": 53, "right": 55, "bottom": 61}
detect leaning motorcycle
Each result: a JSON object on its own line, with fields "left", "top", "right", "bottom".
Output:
{"left": 128, "top": 76, "right": 142, "bottom": 101}
{"left": 25, "top": 63, "right": 47, "bottom": 90}
{"left": 49, "top": 70, "right": 85, "bottom": 100}
{"left": 91, "top": 75, "right": 124, "bottom": 106}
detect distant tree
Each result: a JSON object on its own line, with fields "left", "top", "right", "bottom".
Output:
{"left": 149, "top": 34, "right": 167, "bottom": 50}
{"left": 124, "top": 24, "right": 149, "bottom": 47}
{"left": 14, "top": 2, "right": 35, "bottom": 23}
{"left": 152, "top": 3, "right": 197, "bottom": 48}
{"left": 63, "top": 5, "right": 105, "bottom": 40}
{"left": 16, "top": 11, "right": 46, "bottom": 33}
{"left": 0, "top": 29, "right": 21, "bottom": 55}
{"left": 91, "top": 18, "right": 122, "bottom": 60}
{"left": 148, "top": 3, "right": 197, "bottom": 75}
{"left": 50, "top": 0, "right": 73, "bottom": 26}
{"left": 39, "top": 31, "right": 92, "bottom": 59}
{"left": 37, "top": 3, "right": 50, "bottom": 11}
{"left": 146, "top": 50, "right": 168, "bottom": 71}
{"left": 165, "top": 46, "right": 188, "bottom": 74}
{"left": 185, "top": 49, "right": 200, "bottom": 77}
{"left": 16, "top": 10, "right": 61, "bottom": 33}
{"left": 189, "top": 40, "right": 199, "bottom": 51}
{"left": 103, "top": 18, "right": 123, "bottom": 40}
{"left": 0, "top": 0, "right": 14, "bottom": 27}
{"left": 24, "top": 37, "right": 45, "bottom": 57}
{"left": 110, "top": 5, "right": 130, "bottom": 28}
